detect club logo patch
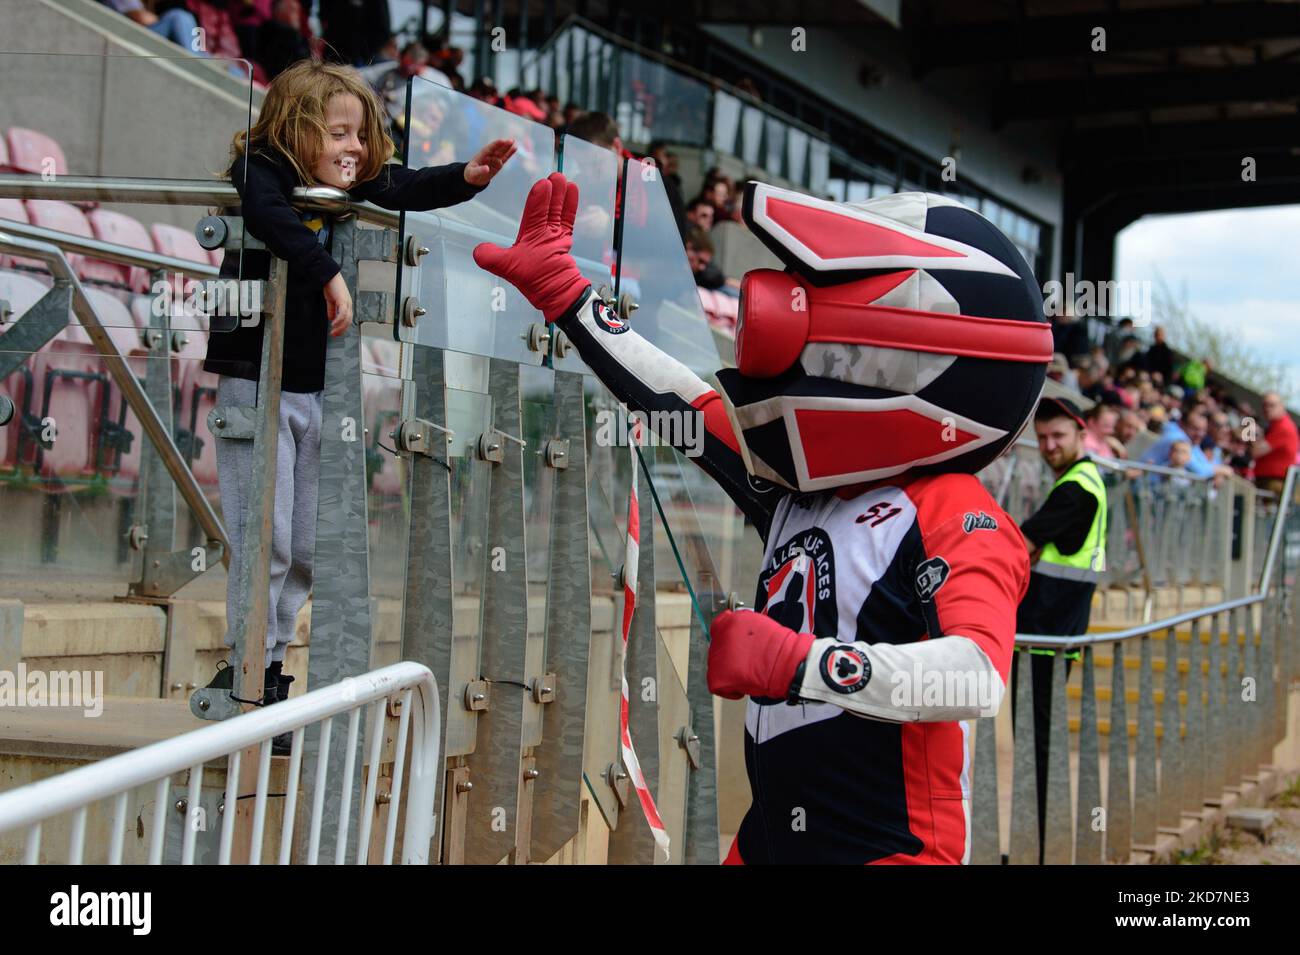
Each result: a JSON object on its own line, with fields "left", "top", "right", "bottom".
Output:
{"left": 962, "top": 511, "right": 998, "bottom": 533}
{"left": 592, "top": 299, "right": 628, "bottom": 334}
{"left": 756, "top": 529, "right": 837, "bottom": 635}
{"left": 915, "top": 556, "right": 950, "bottom": 601}
{"left": 819, "top": 644, "right": 871, "bottom": 694}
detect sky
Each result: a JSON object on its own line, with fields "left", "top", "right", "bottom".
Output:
{"left": 1114, "top": 205, "right": 1300, "bottom": 399}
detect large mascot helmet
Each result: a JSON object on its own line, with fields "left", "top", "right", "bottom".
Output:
{"left": 715, "top": 182, "right": 1052, "bottom": 492}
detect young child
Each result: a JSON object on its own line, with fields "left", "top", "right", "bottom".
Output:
{"left": 201, "top": 60, "right": 515, "bottom": 715}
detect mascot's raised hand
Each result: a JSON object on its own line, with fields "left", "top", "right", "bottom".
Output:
{"left": 472, "top": 171, "right": 591, "bottom": 323}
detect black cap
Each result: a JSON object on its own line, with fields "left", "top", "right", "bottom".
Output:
{"left": 1037, "top": 395, "right": 1087, "bottom": 429}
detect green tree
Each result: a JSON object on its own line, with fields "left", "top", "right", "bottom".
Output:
{"left": 1150, "top": 274, "right": 1293, "bottom": 401}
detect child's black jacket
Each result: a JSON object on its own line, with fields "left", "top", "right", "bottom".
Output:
{"left": 202, "top": 147, "right": 484, "bottom": 392}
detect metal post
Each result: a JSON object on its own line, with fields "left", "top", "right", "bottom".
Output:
{"left": 1105, "top": 640, "right": 1132, "bottom": 862}
{"left": 1042, "top": 652, "right": 1072, "bottom": 865}
{"left": 302, "top": 217, "right": 378, "bottom": 861}
{"left": 970, "top": 714, "right": 1000, "bottom": 865}
{"left": 398, "top": 343, "right": 456, "bottom": 861}
{"left": 528, "top": 371, "right": 596, "bottom": 863}
{"left": 1132, "top": 634, "right": 1158, "bottom": 847}
{"left": 1008, "top": 651, "right": 1038, "bottom": 864}
{"left": 462, "top": 357, "right": 530, "bottom": 864}
{"left": 1074, "top": 646, "right": 1102, "bottom": 864}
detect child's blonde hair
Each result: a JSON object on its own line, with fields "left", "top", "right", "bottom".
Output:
{"left": 229, "top": 60, "right": 396, "bottom": 186}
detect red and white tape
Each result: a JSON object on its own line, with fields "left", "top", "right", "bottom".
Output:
{"left": 619, "top": 418, "right": 670, "bottom": 860}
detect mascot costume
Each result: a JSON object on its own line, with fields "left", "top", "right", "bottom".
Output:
{"left": 474, "top": 173, "right": 1052, "bottom": 864}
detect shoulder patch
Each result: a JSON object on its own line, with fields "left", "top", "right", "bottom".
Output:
{"left": 915, "top": 556, "right": 950, "bottom": 600}
{"left": 818, "top": 644, "right": 871, "bottom": 694}
{"left": 592, "top": 298, "right": 629, "bottom": 334}
{"left": 962, "top": 511, "right": 999, "bottom": 533}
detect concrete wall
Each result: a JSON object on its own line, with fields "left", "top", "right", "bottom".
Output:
{"left": 0, "top": 0, "right": 261, "bottom": 229}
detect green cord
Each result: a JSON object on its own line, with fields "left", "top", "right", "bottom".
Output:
{"left": 630, "top": 439, "right": 714, "bottom": 638}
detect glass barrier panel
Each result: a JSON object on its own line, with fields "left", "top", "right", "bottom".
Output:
{"left": 615, "top": 157, "right": 723, "bottom": 379}
{"left": 399, "top": 75, "right": 557, "bottom": 364}
{"left": 0, "top": 52, "right": 253, "bottom": 590}
{"left": 521, "top": 364, "right": 558, "bottom": 636}
{"left": 551, "top": 133, "right": 618, "bottom": 377}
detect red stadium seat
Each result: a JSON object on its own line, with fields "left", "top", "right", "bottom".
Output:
{"left": 24, "top": 305, "right": 105, "bottom": 491}
{"left": 0, "top": 269, "right": 52, "bottom": 472}
{"left": 3, "top": 127, "right": 66, "bottom": 178}
{"left": 150, "top": 222, "right": 211, "bottom": 301}
{"left": 3, "top": 128, "right": 94, "bottom": 210}
{"left": 0, "top": 197, "right": 46, "bottom": 274}
{"left": 363, "top": 339, "right": 404, "bottom": 496}
{"left": 87, "top": 209, "right": 156, "bottom": 294}
{"left": 85, "top": 288, "right": 148, "bottom": 495}
{"left": 133, "top": 294, "right": 220, "bottom": 488}
{"left": 23, "top": 200, "right": 123, "bottom": 289}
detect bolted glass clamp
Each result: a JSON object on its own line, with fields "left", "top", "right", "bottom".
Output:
{"left": 463, "top": 680, "right": 490, "bottom": 712}
{"left": 604, "top": 762, "right": 631, "bottom": 808}
{"left": 391, "top": 417, "right": 453, "bottom": 457}
{"left": 543, "top": 438, "right": 569, "bottom": 470}
{"left": 477, "top": 427, "right": 525, "bottom": 464}
{"left": 403, "top": 235, "right": 431, "bottom": 266}
{"left": 676, "top": 726, "right": 703, "bottom": 770}
{"left": 523, "top": 322, "right": 550, "bottom": 352}
{"left": 401, "top": 296, "right": 427, "bottom": 328}
{"left": 0, "top": 394, "right": 13, "bottom": 427}
{"left": 531, "top": 674, "right": 557, "bottom": 704}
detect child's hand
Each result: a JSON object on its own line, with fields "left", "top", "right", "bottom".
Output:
{"left": 324, "top": 272, "right": 352, "bottom": 336}
{"left": 464, "top": 139, "right": 518, "bottom": 187}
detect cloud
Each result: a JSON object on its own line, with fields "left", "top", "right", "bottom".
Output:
{"left": 1115, "top": 206, "right": 1300, "bottom": 388}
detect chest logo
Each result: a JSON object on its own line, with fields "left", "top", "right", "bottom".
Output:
{"left": 819, "top": 644, "right": 871, "bottom": 694}
{"left": 757, "top": 529, "right": 836, "bottom": 635}
{"left": 915, "top": 556, "right": 950, "bottom": 601}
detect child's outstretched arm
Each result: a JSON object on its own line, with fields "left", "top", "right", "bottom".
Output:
{"left": 351, "top": 139, "right": 517, "bottom": 212}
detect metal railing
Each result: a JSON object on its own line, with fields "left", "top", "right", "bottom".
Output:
{"left": 0, "top": 662, "right": 441, "bottom": 864}
{"left": 967, "top": 464, "right": 1299, "bottom": 864}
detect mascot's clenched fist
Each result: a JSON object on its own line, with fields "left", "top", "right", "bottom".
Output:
{"left": 477, "top": 171, "right": 1050, "bottom": 864}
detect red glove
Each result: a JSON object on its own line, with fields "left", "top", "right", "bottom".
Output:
{"left": 707, "top": 609, "right": 815, "bottom": 701}
{"left": 472, "top": 172, "right": 591, "bottom": 323}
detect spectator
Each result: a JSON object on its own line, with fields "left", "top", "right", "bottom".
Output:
{"left": 645, "top": 140, "right": 686, "bottom": 235}
{"left": 1046, "top": 353, "right": 1078, "bottom": 392}
{"left": 1117, "top": 407, "right": 1153, "bottom": 459}
{"left": 1178, "top": 355, "right": 1210, "bottom": 398}
{"left": 685, "top": 198, "right": 715, "bottom": 232}
{"left": 1104, "top": 317, "right": 1135, "bottom": 369}
{"left": 230, "top": 0, "right": 274, "bottom": 67}
{"left": 1082, "top": 403, "right": 1122, "bottom": 459}
{"left": 1251, "top": 392, "right": 1298, "bottom": 495}
{"left": 370, "top": 42, "right": 440, "bottom": 151}
{"left": 1013, "top": 396, "right": 1108, "bottom": 865}
{"left": 102, "top": 0, "right": 204, "bottom": 50}
{"left": 685, "top": 228, "right": 725, "bottom": 291}
{"left": 1140, "top": 408, "right": 1216, "bottom": 480}
{"left": 256, "top": 0, "right": 312, "bottom": 81}
{"left": 561, "top": 102, "right": 585, "bottom": 127}
{"left": 1144, "top": 325, "right": 1174, "bottom": 385}
{"left": 1050, "top": 310, "right": 1089, "bottom": 365}
{"left": 319, "top": 0, "right": 391, "bottom": 66}
{"left": 566, "top": 111, "right": 623, "bottom": 156}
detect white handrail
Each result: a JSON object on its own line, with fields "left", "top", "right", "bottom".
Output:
{"left": 0, "top": 662, "right": 440, "bottom": 865}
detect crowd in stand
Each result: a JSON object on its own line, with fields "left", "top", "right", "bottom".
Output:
{"left": 1048, "top": 316, "right": 1298, "bottom": 494}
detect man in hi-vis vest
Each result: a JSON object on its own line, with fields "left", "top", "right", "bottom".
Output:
{"left": 1013, "top": 395, "right": 1108, "bottom": 862}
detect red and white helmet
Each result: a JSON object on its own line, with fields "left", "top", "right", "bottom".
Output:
{"left": 716, "top": 182, "right": 1052, "bottom": 492}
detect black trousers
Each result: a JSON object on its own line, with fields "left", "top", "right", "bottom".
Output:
{"left": 1009, "top": 651, "right": 1074, "bottom": 863}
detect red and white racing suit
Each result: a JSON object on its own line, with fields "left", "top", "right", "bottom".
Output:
{"left": 556, "top": 288, "right": 1030, "bottom": 864}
